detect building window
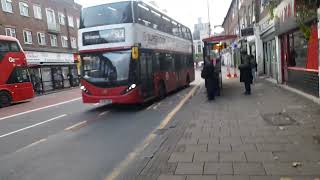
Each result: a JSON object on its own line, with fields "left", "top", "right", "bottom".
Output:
{"left": 49, "top": 34, "right": 58, "bottom": 47}
{"left": 197, "top": 44, "right": 202, "bottom": 54}
{"left": 61, "top": 36, "right": 68, "bottom": 48}
{"left": 37, "top": 32, "right": 46, "bottom": 45}
{"left": 58, "top": 12, "right": 66, "bottom": 25}
{"left": 68, "top": 16, "right": 74, "bottom": 27}
{"left": 19, "top": 2, "right": 29, "bottom": 17}
{"left": 5, "top": 27, "right": 16, "bottom": 37}
{"left": 76, "top": 18, "right": 80, "bottom": 28}
{"left": 33, "top": 5, "right": 42, "bottom": 19}
{"left": 46, "top": 8, "right": 56, "bottom": 24}
{"left": 71, "top": 37, "right": 77, "bottom": 49}
{"left": 1, "top": 0, "right": 13, "bottom": 13}
{"left": 23, "top": 30, "right": 33, "bottom": 44}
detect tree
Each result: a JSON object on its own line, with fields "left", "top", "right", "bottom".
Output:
{"left": 264, "top": 0, "right": 320, "bottom": 40}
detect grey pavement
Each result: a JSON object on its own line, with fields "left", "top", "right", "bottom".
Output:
{"left": 122, "top": 75, "right": 320, "bottom": 180}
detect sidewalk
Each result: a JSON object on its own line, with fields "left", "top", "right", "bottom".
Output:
{"left": 125, "top": 77, "right": 320, "bottom": 180}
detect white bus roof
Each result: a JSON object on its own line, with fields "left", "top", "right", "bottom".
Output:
{"left": 82, "top": 0, "right": 190, "bottom": 30}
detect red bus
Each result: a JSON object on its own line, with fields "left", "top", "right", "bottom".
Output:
{"left": 78, "top": 0, "right": 195, "bottom": 104}
{"left": 0, "top": 36, "right": 34, "bottom": 107}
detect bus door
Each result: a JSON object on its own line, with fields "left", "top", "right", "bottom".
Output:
{"left": 140, "top": 53, "right": 154, "bottom": 98}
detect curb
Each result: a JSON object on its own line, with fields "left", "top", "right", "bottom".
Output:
{"left": 265, "top": 78, "right": 320, "bottom": 105}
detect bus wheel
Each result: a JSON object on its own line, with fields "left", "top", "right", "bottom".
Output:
{"left": 0, "top": 91, "right": 12, "bottom": 108}
{"left": 158, "top": 82, "right": 166, "bottom": 100}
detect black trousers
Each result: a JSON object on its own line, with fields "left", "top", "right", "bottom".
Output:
{"left": 245, "top": 82, "right": 251, "bottom": 94}
{"left": 206, "top": 79, "right": 216, "bottom": 100}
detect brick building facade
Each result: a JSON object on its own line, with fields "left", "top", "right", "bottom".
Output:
{"left": 0, "top": 0, "right": 81, "bottom": 93}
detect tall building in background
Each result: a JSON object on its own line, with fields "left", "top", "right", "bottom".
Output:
{"left": 193, "top": 18, "right": 210, "bottom": 61}
{"left": 0, "top": 0, "right": 81, "bottom": 94}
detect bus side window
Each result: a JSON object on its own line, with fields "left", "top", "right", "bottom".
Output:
{"left": 152, "top": 53, "right": 160, "bottom": 72}
{"left": 174, "top": 54, "right": 182, "bottom": 71}
{"left": 187, "top": 55, "right": 194, "bottom": 68}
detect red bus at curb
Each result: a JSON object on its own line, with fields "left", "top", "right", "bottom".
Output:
{"left": 0, "top": 35, "right": 34, "bottom": 107}
{"left": 78, "top": 1, "right": 195, "bottom": 105}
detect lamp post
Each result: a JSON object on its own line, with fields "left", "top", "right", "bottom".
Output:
{"left": 207, "top": 0, "right": 211, "bottom": 37}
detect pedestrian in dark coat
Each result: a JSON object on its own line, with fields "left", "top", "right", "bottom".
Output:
{"left": 239, "top": 50, "right": 253, "bottom": 95}
{"left": 201, "top": 59, "right": 217, "bottom": 100}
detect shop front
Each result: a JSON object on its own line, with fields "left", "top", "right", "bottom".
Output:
{"left": 25, "top": 51, "right": 80, "bottom": 94}
{"left": 259, "top": 15, "right": 279, "bottom": 81}
{"left": 277, "top": 0, "right": 319, "bottom": 97}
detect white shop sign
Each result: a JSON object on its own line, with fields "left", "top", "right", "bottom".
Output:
{"left": 25, "top": 51, "right": 74, "bottom": 65}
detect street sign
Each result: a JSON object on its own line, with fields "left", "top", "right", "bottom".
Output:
{"left": 241, "top": 27, "right": 254, "bottom": 37}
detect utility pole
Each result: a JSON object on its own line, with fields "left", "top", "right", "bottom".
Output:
{"left": 207, "top": 0, "right": 211, "bottom": 37}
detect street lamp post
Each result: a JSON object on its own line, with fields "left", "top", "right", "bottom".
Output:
{"left": 207, "top": 0, "right": 211, "bottom": 37}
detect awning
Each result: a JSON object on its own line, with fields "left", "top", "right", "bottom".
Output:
{"left": 202, "top": 35, "right": 238, "bottom": 43}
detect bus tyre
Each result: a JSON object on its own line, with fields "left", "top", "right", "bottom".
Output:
{"left": 158, "top": 82, "right": 166, "bottom": 100}
{"left": 0, "top": 91, "right": 12, "bottom": 108}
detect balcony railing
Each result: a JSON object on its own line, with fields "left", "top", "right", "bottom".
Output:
{"left": 47, "top": 23, "right": 61, "bottom": 33}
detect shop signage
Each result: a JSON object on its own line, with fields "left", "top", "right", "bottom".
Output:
{"left": 241, "top": 27, "right": 254, "bottom": 37}
{"left": 25, "top": 51, "right": 75, "bottom": 65}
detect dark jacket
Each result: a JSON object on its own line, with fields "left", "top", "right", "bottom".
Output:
{"left": 239, "top": 54, "right": 253, "bottom": 84}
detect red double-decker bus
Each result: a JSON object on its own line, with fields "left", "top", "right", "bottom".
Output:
{"left": 0, "top": 36, "right": 34, "bottom": 107}
{"left": 78, "top": 0, "right": 195, "bottom": 104}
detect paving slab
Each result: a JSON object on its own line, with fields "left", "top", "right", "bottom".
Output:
{"left": 219, "top": 152, "right": 247, "bottom": 162}
{"left": 168, "top": 152, "right": 194, "bottom": 163}
{"left": 175, "top": 163, "right": 204, "bottom": 175}
{"left": 208, "top": 144, "right": 232, "bottom": 152}
{"left": 193, "top": 152, "right": 219, "bottom": 162}
{"left": 203, "top": 163, "right": 233, "bottom": 175}
{"left": 233, "top": 163, "right": 266, "bottom": 175}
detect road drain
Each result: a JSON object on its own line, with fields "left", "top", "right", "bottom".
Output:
{"left": 262, "top": 112, "right": 298, "bottom": 126}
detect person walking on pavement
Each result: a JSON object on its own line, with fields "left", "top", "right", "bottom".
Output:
{"left": 67, "top": 72, "right": 74, "bottom": 87}
{"left": 239, "top": 50, "right": 253, "bottom": 95}
{"left": 201, "top": 58, "right": 217, "bottom": 100}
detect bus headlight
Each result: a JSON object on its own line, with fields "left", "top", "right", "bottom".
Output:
{"left": 80, "top": 86, "right": 91, "bottom": 94}
{"left": 121, "top": 84, "right": 137, "bottom": 95}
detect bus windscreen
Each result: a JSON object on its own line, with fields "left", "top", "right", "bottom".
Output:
{"left": 80, "top": 2, "right": 133, "bottom": 28}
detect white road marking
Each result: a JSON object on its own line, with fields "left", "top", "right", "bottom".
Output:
{"left": 0, "top": 98, "right": 80, "bottom": 121}
{"left": 105, "top": 84, "right": 200, "bottom": 180}
{"left": 16, "top": 139, "right": 47, "bottom": 153}
{"left": 93, "top": 103, "right": 100, "bottom": 106}
{"left": 99, "top": 111, "right": 109, "bottom": 117}
{"left": 0, "top": 114, "right": 67, "bottom": 138}
{"left": 65, "top": 121, "right": 87, "bottom": 131}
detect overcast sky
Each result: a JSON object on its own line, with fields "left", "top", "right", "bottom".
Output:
{"left": 74, "top": 0, "right": 232, "bottom": 32}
